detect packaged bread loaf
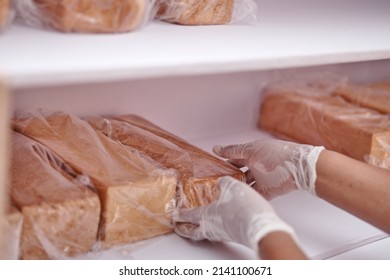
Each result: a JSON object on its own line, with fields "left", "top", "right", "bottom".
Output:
{"left": 10, "top": 131, "right": 101, "bottom": 259}
{"left": 1, "top": 205, "right": 23, "bottom": 260}
{"left": 16, "top": 0, "right": 148, "bottom": 33}
{"left": 258, "top": 88, "right": 390, "bottom": 170}
{"left": 154, "top": 0, "right": 234, "bottom": 25}
{"left": 333, "top": 81, "right": 390, "bottom": 115}
{"left": 88, "top": 115, "right": 245, "bottom": 207}
{"left": 13, "top": 112, "right": 177, "bottom": 248}
{"left": 153, "top": 0, "right": 258, "bottom": 25}
{"left": 87, "top": 115, "right": 245, "bottom": 235}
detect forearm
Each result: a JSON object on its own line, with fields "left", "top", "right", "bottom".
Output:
{"left": 315, "top": 150, "right": 390, "bottom": 233}
{"left": 258, "top": 232, "right": 308, "bottom": 260}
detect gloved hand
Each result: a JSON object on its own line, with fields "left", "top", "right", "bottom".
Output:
{"left": 213, "top": 139, "right": 324, "bottom": 199}
{"left": 173, "top": 176, "right": 296, "bottom": 254}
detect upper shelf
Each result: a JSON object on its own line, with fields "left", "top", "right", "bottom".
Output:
{"left": 1, "top": 0, "right": 390, "bottom": 89}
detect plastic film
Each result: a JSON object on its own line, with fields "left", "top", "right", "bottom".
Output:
{"left": 258, "top": 81, "right": 390, "bottom": 170}
{"left": 10, "top": 131, "right": 101, "bottom": 260}
{"left": 106, "top": 115, "right": 245, "bottom": 233}
{"left": 16, "top": 0, "right": 150, "bottom": 33}
{"left": 12, "top": 111, "right": 178, "bottom": 251}
{"left": 333, "top": 82, "right": 390, "bottom": 115}
{"left": 152, "top": 0, "right": 258, "bottom": 25}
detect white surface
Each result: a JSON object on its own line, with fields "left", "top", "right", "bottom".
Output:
{"left": 329, "top": 237, "right": 390, "bottom": 260}
{"left": 1, "top": 0, "right": 390, "bottom": 88}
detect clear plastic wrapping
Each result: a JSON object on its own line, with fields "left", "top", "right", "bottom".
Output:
{"left": 152, "top": 0, "right": 258, "bottom": 25}
{"left": 87, "top": 115, "right": 245, "bottom": 235}
{"left": 258, "top": 81, "right": 390, "bottom": 170}
{"left": 333, "top": 81, "right": 390, "bottom": 115}
{"left": 12, "top": 111, "right": 178, "bottom": 255}
{"left": 10, "top": 131, "right": 101, "bottom": 259}
{"left": 16, "top": 0, "right": 151, "bottom": 33}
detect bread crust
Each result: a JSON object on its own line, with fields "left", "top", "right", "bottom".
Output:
{"left": 156, "top": 0, "right": 234, "bottom": 25}
{"left": 334, "top": 82, "right": 390, "bottom": 115}
{"left": 33, "top": 0, "right": 146, "bottom": 33}
{"left": 11, "top": 132, "right": 101, "bottom": 259}
{"left": 13, "top": 113, "right": 177, "bottom": 248}
{"left": 91, "top": 114, "right": 244, "bottom": 212}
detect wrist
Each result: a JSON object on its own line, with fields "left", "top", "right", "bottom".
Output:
{"left": 247, "top": 212, "right": 297, "bottom": 254}
{"left": 259, "top": 232, "right": 308, "bottom": 260}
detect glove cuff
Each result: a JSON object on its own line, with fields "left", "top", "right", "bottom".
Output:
{"left": 289, "top": 145, "right": 325, "bottom": 195}
{"left": 247, "top": 212, "right": 297, "bottom": 256}
{"left": 305, "top": 146, "right": 325, "bottom": 195}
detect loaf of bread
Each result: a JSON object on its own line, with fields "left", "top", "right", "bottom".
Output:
{"left": 12, "top": 112, "right": 177, "bottom": 248}
{"left": 0, "top": 0, "right": 10, "bottom": 29}
{"left": 18, "top": 0, "right": 146, "bottom": 33}
{"left": 258, "top": 90, "right": 390, "bottom": 169}
{"left": 155, "top": 0, "right": 234, "bottom": 25}
{"left": 333, "top": 82, "right": 390, "bottom": 115}
{"left": 88, "top": 115, "right": 245, "bottom": 236}
{"left": 1, "top": 205, "right": 23, "bottom": 260}
{"left": 10, "top": 132, "right": 100, "bottom": 259}
{"left": 95, "top": 115, "right": 245, "bottom": 207}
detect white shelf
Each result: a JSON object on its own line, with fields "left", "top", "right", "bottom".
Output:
{"left": 329, "top": 237, "right": 390, "bottom": 260}
{"left": 1, "top": 0, "right": 390, "bottom": 88}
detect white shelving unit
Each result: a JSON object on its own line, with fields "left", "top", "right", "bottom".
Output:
{"left": 1, "top": 0, "right": 390, "bottom": 89}
{"left": 1, "top": 0, "right": 390, "bottom": 259}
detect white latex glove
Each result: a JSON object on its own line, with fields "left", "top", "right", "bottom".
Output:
{"left": 213, "top": 140, "right": 324, "bottom": 199}
{"left": 174, "top": 176, "right": 295, "bottom": 254}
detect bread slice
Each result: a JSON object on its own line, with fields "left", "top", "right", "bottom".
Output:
{"left": 10, "top": 132, "right": 100, "bottom": 259}
{"left": 12, "top": 112, "right": 177, "bottom": 248}
{"left": 155, "top": 0, "right": 234, "bottom": 25}
{"left": 0, "top": 0, "right": 10, "bottom": 29}
{"left": 92, "top": 115, "right": 245, "bottom": 208}
{"left": 333, "top": 82, "right": 390, "bottom": 115}
{"left": 28, "top": 0, "right": 146, "bottom": 33}
{"left": 259, "top": 90, "right": 390, "bottom": 169}
{"left": 1, "top": 205, "right": 23, "bottom": 260}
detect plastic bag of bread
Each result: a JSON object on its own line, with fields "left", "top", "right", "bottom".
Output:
{"left": 0, "top": 0, "right": 15, "bottom": 32}
{"left": 16, "top": 0, "right": 150, "bottom": 33}
{"left": 258, "top": 82, "right": 390, "bottom": 170}
{"left": 333, "top": 81, "right": 390, "bottom": 115}
{"left": 86, "top": 115, "right": 245, "bottom": 236}
{"left": 10, "top": 131, "right": 101, "bottom": 259}
{"left": 153, "top": 0, "right": 258, "bottom": 25}
{"left": 12, "top": 111, "right": 178, "bottom": 249}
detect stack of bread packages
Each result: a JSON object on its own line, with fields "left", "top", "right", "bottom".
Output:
{"left": 13, "top": 0, "right": 259, "bottom": 32}
{"left": 0, "top": 0, "right": 14, "bottom": 32}
{"left": 86, "top": 114, "right": 245, "bottom": 236}
{"left": 11, "top": 111, "right": 178, "bottom": 259}
{"left": 15, "top": 0, "right": 151, "bottom": 33}
{"left": 258, "top": 79, "right": 390, "bottom": 170}
{"left": 152, "top": 0, "right": 258, "bottom": 25}
{"left": 9, "top": 111, "right": 243, "bottom": 259}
